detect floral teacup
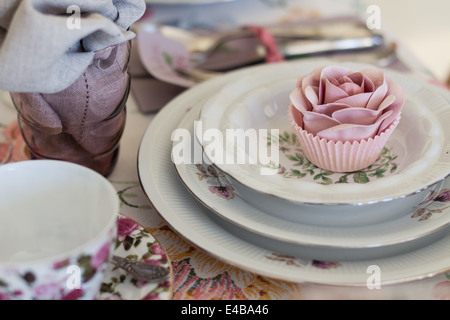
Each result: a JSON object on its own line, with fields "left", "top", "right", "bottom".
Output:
{"left": 0, "top": 160, "right": 119, "bottom": 300}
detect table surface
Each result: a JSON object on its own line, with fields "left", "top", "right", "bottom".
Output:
{"left": 115, "top": 0, "right": 450, "bottom": 300}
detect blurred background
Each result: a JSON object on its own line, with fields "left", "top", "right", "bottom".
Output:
{"left": 145, "top": 0, "right": 450, "bottom": 84}
{"left": 374, "top": 0, "right": 450, "bottom": 84}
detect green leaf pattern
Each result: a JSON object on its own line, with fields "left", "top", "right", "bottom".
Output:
{"left": 267, "top": 131, "right": 398, "bottom": 185}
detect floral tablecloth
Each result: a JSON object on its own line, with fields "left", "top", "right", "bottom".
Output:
{"left": 1, "top": 83, "right": 449, "bottom": 300}
{"left": 2, "top": 0, "right": 450, "bottom": 300}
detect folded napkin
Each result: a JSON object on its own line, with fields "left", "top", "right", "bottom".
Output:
{"left": 0, "top": 0, "right": 146, "bottom": 93}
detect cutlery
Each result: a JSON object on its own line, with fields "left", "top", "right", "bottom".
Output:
{"left": 111, "top": 255, "right": 170, "bottom": 282}
{"left": 158, "top": 17, "right": 374, "bottom": 61}
{"left": 194, "top": 34, "right": 384, "bottom": 71}
{"left": 176, "top": 39, "right": 395, "bottom": 84}
{"left": 175, "top": 67, "right": 220, "bottom": 82}
{"left": 281, "top": 34, "right": 383, "bottom": 58}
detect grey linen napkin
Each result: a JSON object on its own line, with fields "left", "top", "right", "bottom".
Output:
{"left": 0, "top": 0, "right": 146, "bottom": 93}
{"left": 2, "top": 0, "right": 145, "bottom": 173}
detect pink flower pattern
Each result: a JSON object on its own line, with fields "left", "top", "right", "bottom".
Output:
{"left": 60, "top": 289, "right": 84, "bottom": 300}
{"left": 208, "top": 185, "right": 235, "bottom": 200}
{"left": 432, "top": 280, "right": 450, "bottom": 300}
{"left": 97, "top": 216, "right": 172, "bottom": 300}
{"left": 0, "top": 120, "right": 29, "bottom": 163}
{"left": 32, "top": 283, "right": 61, "bottom": 300}
{"left": 171, "top": 259, "right": 247, "bottom": 300}
{"left": 0, "top": 292, "right": 11, "bottom": 300}
{"left": 151, "top": 244, "right": 167, "bottom": 260}
{"left": 53, "top": 259, "right": 70, "bottom": 270}
{"left": 413, "top": 189, "right": 450, "bottom": 221}
{"left": 91, "top": 242, "right": 112, "bottom": 270}
{"left": 117, "top": 216, "right": 141, "bottom": 241}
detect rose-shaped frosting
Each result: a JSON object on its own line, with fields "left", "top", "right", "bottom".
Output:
{"left": 289, "top": 66, "right": 404, "bottom": 142}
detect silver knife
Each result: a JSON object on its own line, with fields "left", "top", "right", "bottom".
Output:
{"left": 196, "top": 34, "right": 384, "bottom": 71}
{"left": 281, "top": 34, "right": 383, "bottom": 57}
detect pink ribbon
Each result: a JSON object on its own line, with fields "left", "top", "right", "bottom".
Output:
{"left": 246, "top": 26, "right": 285, "bottom": 63}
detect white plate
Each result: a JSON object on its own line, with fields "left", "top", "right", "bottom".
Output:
{"left": 173, "top": 93, "right": 450, "bottom": 261}
{"left": 196, "top": 60, "right": 450, "bottom": 226}
{"left": 138, "top": 63, "right": 450, "bottom": 285}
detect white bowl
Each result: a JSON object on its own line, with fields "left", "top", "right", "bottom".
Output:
{"left": 197, "top": 61, "right": 450, "bottom": 226}
{"left": 0, "top": 160, "right": 119, "bottom": 300}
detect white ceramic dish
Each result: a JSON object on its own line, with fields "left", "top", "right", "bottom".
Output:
{"left": 196, "top": 60, "right": 450, "bottom": 226}
{"left": 173, "top": 94, "right": 450, "bottom": 261}
{"left": 138, "top": 65, "right": 450, "bottom": 285}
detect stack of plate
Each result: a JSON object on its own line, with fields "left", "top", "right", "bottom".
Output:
{"left": 138, "top": 60, "right": 450, "bottom": 286}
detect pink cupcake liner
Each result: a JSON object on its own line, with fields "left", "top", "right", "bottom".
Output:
{"left": 288, "top": 105, "right": 401, "bottom": 173}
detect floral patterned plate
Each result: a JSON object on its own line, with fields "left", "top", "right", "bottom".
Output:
{"left": 173, "top": 99, "right": 450, "bottom": 261}
{"left": 196, "top": 60, "right": 450, "bottom": 227}
{"left": 138, "top": 64, "right": 450, "bottom": 285}
{"left": 96, "top": 214, "right": 172, "bottom": 300}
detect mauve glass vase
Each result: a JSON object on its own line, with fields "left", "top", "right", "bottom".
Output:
{"left": 10, "top": 41, "right": 131, "bottom": 177}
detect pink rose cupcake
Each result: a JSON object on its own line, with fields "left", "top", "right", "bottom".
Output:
{"left": 288, "top": 65, "right": 404, "bottom": 172}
